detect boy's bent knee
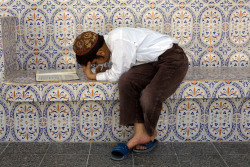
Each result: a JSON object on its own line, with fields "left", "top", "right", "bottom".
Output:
{"left": 118, "top": 73, "right": 131, "bottom": 89}
{"left": 118, "top": 73, "right": 127, "bottom": 83}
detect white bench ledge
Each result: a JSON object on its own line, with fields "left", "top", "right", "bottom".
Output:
{"left": 1, "top": 67, "right": 249, "bottom": 102}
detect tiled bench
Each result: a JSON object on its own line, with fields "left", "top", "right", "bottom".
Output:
{"left": 1, "top": 67, "right": 250, "bottom": 102}
{"left": 0, "top": 17, "right": 249, "bottom": 142}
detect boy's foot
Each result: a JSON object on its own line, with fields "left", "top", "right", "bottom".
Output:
{"left": 134, "top": 129, "right": 157, "bottom": 150}
{"left": 126, "top": 132, "right": 151, "bottom": 150}
{"left": 133, "top": 139, "right": 158, "bottom": 153}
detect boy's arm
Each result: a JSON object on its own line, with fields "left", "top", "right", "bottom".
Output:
{"left": 96, "top": 39, "right": 137, "bottom": 81}
{"left": 82, "top": 62, "right": 96, "bottom": 80}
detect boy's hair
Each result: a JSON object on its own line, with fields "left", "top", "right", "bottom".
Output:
{"left": 73, "top": 31, "right": 104, "bottom": 66}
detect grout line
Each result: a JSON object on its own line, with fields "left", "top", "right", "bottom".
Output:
{"left": 38, "top": 142, "right": 51, "bottom": 167}
{"left": 0, "top": 142, "right": 10, "bottom": 155}
{"left": 86, "top": 143, "right": 92, "bottom": 167}
{"left": 132, "top": 152, "right": 135, "bottom": 167}
{"left": 211, "top": 142, "right": 229, "bottom": 167}
{"left": 171, "top": 142, "right": 182, "bottom": 167}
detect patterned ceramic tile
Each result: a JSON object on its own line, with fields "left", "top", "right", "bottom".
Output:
{"left": 43, "top": 101, "right": 75, "bottom": 142}
{"left": 76, "top": 100, "right": 108, "bottom": 141}
{"left": 2, "top": 84, "right": 41, "bottom": 102}
{"left": 197, "top": 6, "right": 226, "bottom": 48}
{"left": 238, "top": 98, "right": 250, "bottom": 140}
{"left": 0, "top": 17, "right": 17, "bottom": 81}
{"left": 10, "top": 102, "right": 42, "bottom": 141}
{"left": 0, "top": 1, "right": 249, "bottom": 142}
{"left": 23, "top": 53, "right": 51, "bottom": 70}
{"left": 177, "top": 81, "right": 211, "bottom": 99}
{"left": 51, "top": 52, "right": 77, "bottom": 69}
{"left": 108, "top": 83, "right": 119, "bottom": 100}
{"left": 227, "top": 5, "right": 249, "bottom": 48}
{"left": 108, "top": 101, "right": 135, "bottom": 142}
{"left": 20, "top": 8, "right": 49, "bottom": 51}
{"left": 42, "top": 84, "right": 75, "bottom": 101}
{"left": 170, "top": 7, "right": 196, "bottom": 47}
{"left": 110, "top": 7, "right": 137, "bottom": 29}
{"left": 205, "top": 98, "right": 236, "bottom": 141}
{"left": 1, "top": 1, "right": 249, "bottom": 70}
{"left": 1, "top": 67, "right": 249, "bottom": 102}
{"left": 226, "top": 51, "right": 249, "bottom": 67}
{"left": 50, "top": 8, "right": 77, "bottom": 50}
{"left": 173, "top": 99, "right": 203, "bottom": 141}
{"left": 0, "top": 98, "right": 10, "bottom": 141}
{"left": 76, "top": 83, "right": 109, "bottom": 101}
{"left": 0, "top": 96, "right": 249, "bottom": 142}
{"left": 212, "top": 81, "right": 245, "bottom": 98}
{"left": 156, "top": 101, "right": 171, "bottom": 141}
{"left": 139, "top": 7, "right": 165, "bottom": 33}
{"left": 80, "top": 7, "right": 108, "bottom": 34}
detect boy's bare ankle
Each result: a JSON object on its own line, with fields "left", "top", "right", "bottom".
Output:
{"left": 151, "top": 129, "right": 157, "bottom": 141}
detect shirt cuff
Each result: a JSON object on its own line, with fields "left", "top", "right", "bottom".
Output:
{"left": 96, "top": 72, "right": 107, "bottom": 81}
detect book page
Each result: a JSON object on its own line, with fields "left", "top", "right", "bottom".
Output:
{"left": 36, "top": 73, "right": 79, "bottom": 81}
{"left": 36, "top": 68, "right": 76, "bottom": 75}
{"left": 36, "top": 68, "right": 79, "bottom": 81}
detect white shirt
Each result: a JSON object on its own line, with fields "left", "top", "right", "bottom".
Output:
{"left": 96, "top": 27, "right": 178, "bottom": 81}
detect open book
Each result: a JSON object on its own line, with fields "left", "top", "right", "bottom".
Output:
{"left": 36, "top": 68, "right": 79, "bottom": 81}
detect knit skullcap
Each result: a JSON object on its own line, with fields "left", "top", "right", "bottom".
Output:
{"left": 73, "top": 31, "right": 104, "bottom": 66}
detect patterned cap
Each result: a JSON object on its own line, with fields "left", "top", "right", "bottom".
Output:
{"left": 73, "top": 31, "right": 102, "bottom": 55}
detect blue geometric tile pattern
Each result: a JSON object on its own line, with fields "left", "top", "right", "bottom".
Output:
{"left": 0, "top": 0, "right": 249, "bottom": 142}
{"left": 1, "top": 0, "right": 248, "bottom": 70}
{"left": 1, "top": 67, "right": 249, "bottom": 102}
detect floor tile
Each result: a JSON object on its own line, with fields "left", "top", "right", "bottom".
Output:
{"left": 222, "top": 154, "right": 250, "bottom": 167}
{"left": 2, "top": 142, "right": 49, "bottom": 154}
{"left": 177, "top": 154, "right": 228, "bottom": 167}
{"left": 90, "top": 142, "right": 118, "bottom": 155}
{"left": 0, "top": 142, "right": 248, "bottom": 167}
{"left": 0, "top": 142, "right": 8, "bottom": 154}
{"left": 173, "top": 142, "right": 218, "bottom": 155}
{"left": 134, "top": 154, "right": 180, "bottom": 167}
{"left": 46, "top": 142, "right": 90, "bottom": 154}
{"left": 87, "top": 154, "right": 133, "bottom": 167}
{"left": 91, "top": 142, "right": 175, "bottom": 156}
{"left": 0, "top": 153, "right": 44, "bottom": 167}
{"left": 40, "top": 154, "right": 88, "bottom": 167}
{"left": 213, "top": 142, "right": 250, "bottom": 155}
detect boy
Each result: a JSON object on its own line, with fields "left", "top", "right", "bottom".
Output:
{"left": 73, "top": 27, "right": 188, "bottom": 160}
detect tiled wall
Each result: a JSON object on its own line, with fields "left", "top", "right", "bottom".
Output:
{"left": 0, "top": 0, "right": 249, "bottom": 70}
{"left": 0, "top": 17, "right": 17, "bottom": 82}
{"left": 0, "top": 98, "right": 250, "bottom": 142}
{"left": 0, "top": 1, "right": 249, "bottom": 142}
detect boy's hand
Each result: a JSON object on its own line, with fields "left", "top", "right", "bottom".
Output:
{"left": 82, "top": 62, "right": 96, "bottom": 80}
{"left": 96, "top": 66, "right": 109, "bottom": 73}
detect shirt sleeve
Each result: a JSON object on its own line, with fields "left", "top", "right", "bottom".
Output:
{"left": 96, "top": 39, "right": 137, "bottom": 82}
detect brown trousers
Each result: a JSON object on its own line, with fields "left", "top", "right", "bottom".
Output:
{"left": 118, "top": 44, "right": 189, "bottom": 136}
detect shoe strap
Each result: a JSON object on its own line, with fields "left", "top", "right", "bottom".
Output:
{"left": 112, "top": 143, "right": 129, "bottom": 155}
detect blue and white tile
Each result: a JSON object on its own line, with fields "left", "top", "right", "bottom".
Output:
{"left": 108, "top": 100, "right": 134, "bottom": 142}
{"left": 75, "top": 100, "right": 108, "bottom": 141}
{"left": 238, "top": 98, "right": 250, "bottom": 140}
{"left": 177, "top": 81, "right": 211, "bottom": 99}
{"left": 212, "top": 81, "right": 245, "bottom": 98}
{"left": 204, "top": 99, "right": 236, "bottom": 141}
{"left": 41, "top": 83, "right": 75, "bottom": 101}
{"left": 172, "top": 99, "right": 203, "bottom": 141}
{"left": 76, "top": 83, "right": 109, "bottom": 101}
{"left": 10, "top": 102, "right": 43, "bottom": 141}
{"left": 0, "top": 98, "right": 10, "bottom": 141}
{"left": 2, "top": 84, "right": 41, "bottom": 102}
{"left": 43, "top": 101, "right": 75, "bottom": 142}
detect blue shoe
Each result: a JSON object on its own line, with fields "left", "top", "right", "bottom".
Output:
{"left": 133, "top": 139, "right": 158, "bottom": 153}
{"left": 111, "top": 143, "right": 131, "bottom": 161}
